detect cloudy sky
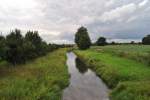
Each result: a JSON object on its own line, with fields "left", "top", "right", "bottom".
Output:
{"left": 0, "top": 0, "right": 150, "bottom": 43}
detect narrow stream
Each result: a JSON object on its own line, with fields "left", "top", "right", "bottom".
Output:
{"left": 63, "top": 52, "right": 109, "bottom": 100}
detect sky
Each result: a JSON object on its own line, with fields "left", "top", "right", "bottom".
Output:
{"left": 0, "top": 0, "right": 150, "bottom": 43}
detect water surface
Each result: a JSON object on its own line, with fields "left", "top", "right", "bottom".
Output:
{"left": 63, "top": 52, "right": 109, "bottom": 100}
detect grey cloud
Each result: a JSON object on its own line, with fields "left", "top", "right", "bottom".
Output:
{"left": 0, "top": 0, "right": 150, "bottom": 43}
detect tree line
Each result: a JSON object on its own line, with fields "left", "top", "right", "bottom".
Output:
{"left": 0, "top": 29, "right": 60, "bottom": 65}
{"left": 75, "top": 26, "right": 150, "bottom": 50}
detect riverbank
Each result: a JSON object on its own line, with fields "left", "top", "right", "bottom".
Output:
{"left": 75, "top": 45, "right": 150, "bottom": 100}
{"left": 0, "top": 49, "right": 69, "bottom": 100}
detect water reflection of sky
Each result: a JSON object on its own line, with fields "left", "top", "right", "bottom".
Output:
{"left": 63, "top": 52, "right": 109, "bottom": 100}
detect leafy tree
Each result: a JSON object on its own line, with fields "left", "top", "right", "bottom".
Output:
{"left": 142, "top": 35, "right": 150, "bottom": 45}
{"left": 131, "top": 41, "right": 135, "bottom": 44}
{"left": 5, "top": 29, "right": 25, "bottom": 65}
{"left": 25, "top": 31, "right": 42, "bottom": 46}
{"left": 22, "top": 40, "right": 36, "bottom": 60}
{"left": 96, "top": 37, "right": 107, "bottom": 46}
{"left": 0, "top": 35, "right": 6, "bottom": 60}
{"left": 111, "top": 41, "right": 116, "bottom": 45}
{"left": 75, "top": 27, "right": 91, "bottom": 50}
{"left": 25, "top": 31, "right": 43, "bottom": 56}
{"left": 38, "top": 41, "right": 49, "bottom": 55}
{"left": 0, "top": 29, "right": 60, "bottom": 65}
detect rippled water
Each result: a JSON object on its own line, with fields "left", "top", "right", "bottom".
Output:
{"left": 63, "top": 52, "right": 109, "bottom": 100}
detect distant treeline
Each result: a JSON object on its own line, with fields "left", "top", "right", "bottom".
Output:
{"left": 0, "top": 29, "right": 71, "bottom": 65}
{"left": 94, "top": 35, "right": 150, "bottom": 46}
{"left": 74, "top": 26, "right": 150, "bottom": 50}
{"left": 92, "top": 41, "right": 142, "bottom": 46}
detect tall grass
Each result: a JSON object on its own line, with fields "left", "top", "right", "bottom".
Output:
{"left": 0, "top": 49, "right": 69, "bottom": 100}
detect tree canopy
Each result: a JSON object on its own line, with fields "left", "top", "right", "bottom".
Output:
{"left": 96, "top": 37, "right": 107, "bottom": 46}
{"left": 142, "top": 35, "right": 150, "bottom": 45}
{"left": 75, "top": 27, "right": 91, "bottom": 50}
{"left": 0, "top": 29, "right": 59, "bottom": 65}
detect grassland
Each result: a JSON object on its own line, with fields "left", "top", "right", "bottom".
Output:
{"left": 75, "top": 45, "right": 150, "bottom": 100}
{"left": 0, "top": 49, "right": 69, "bottom": 100}
{"left": 92, "top": 45, "right": 150, "bottom": 65}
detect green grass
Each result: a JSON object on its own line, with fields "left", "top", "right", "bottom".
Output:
{"left": 75, "top": 45, "right": 150, "bottom": 100}
{"left": 92, "top": 45, "right": 150, "bottom": 65}
{"left": 111, "top": 81, "right": 150, "bottom": 100}
{"left": 0, "top": 49, "right": 69, "bottom": 100}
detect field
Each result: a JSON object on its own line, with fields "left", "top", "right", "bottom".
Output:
{"left": 75, "top": 45, "right": 150, "bottom": 100}
{"left": 92, "top": 45, "right": 150, "bottom": 65}
{"left": 0, "top": 49, "right": 69, "bottom": 100}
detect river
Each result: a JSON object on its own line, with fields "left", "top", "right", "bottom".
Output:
{"left": 63, "top": 52, "right": 109, "bottom": 100}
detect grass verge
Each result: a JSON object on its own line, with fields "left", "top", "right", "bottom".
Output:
{"left": 0, "top": 48, "right": 69, "bottom": 100}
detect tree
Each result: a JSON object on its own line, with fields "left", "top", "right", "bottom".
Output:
{"left": 75, "top": 27, "right": 91, "bottom": 50}
{"left": 22, "top": 40, "right": 36, "bottom": 60}
{"left": 5, "top": 29, "right": 25, "bottom": 65}
{"left": 0, "top": 35, "right": 6, "bottom": 60}
{"left": 25, "top": 31, "right": 43, "bottom": 56}
{"left": 96, "top": 37, "right": 107, "bottom": 46}
{"left": 0, "top": 29, "right": 60, "bottom": 65}
{"left": 142, "top": 35, "right": 150, "bottom": 45}
{"left": 131, "top": 41, "right": 135, "bottom": 44}
{"left": 111, "top": 41, "right": 116, "bottom": 45}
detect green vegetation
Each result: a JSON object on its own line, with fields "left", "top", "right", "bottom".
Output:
{"left": 142, "top": 34, "right": 150, "bottom": 45}
{"left": 75, "top": 45, "right": 150, "bottom": 100}
{"left": 75, "top": 26, "right": 91, "bottom": 50}
{"left": 96, "top": 37, "right": 107, "bottom": 46}
{"left": 0, "top": 49, "right": 69, "bottom": 100}
{"left": 92, "top": 45, "right": 150, "bottom": 65}
{"left": 0, "top": 29, "right": 59, "bottom": 65}
{"left": 111, "top": 81, "right": 150, "bottom": 100}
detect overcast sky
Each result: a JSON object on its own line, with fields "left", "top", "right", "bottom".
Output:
{"left": 0, "top": 0, "right": 150, "bottom": 43}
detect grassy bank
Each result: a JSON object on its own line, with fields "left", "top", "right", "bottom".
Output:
{"left": 0, "top": 49, "right": 69, "bottom": 100}
{"left": 75, "top": 45, "right": 150, "bottom": 100}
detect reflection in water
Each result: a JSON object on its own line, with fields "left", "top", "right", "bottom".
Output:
{"left": 63, "top": 52, "right": 109, "bottom": 100}
{"left": 75, "top": 58, "right": 88, "bottom": 74}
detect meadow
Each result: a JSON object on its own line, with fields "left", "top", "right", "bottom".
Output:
{"left": 0, "top": 49, "right": 69, "bottom": 100}
{"left": 92, "top": 45, "right": 150, "bottom": 65}
{"left": 75, "top": 45, "right": 150, "bottom": 100}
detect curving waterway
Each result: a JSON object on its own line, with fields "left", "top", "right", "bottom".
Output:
{"left": 63, "top": 52, "right": 109, "bottom": 100}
